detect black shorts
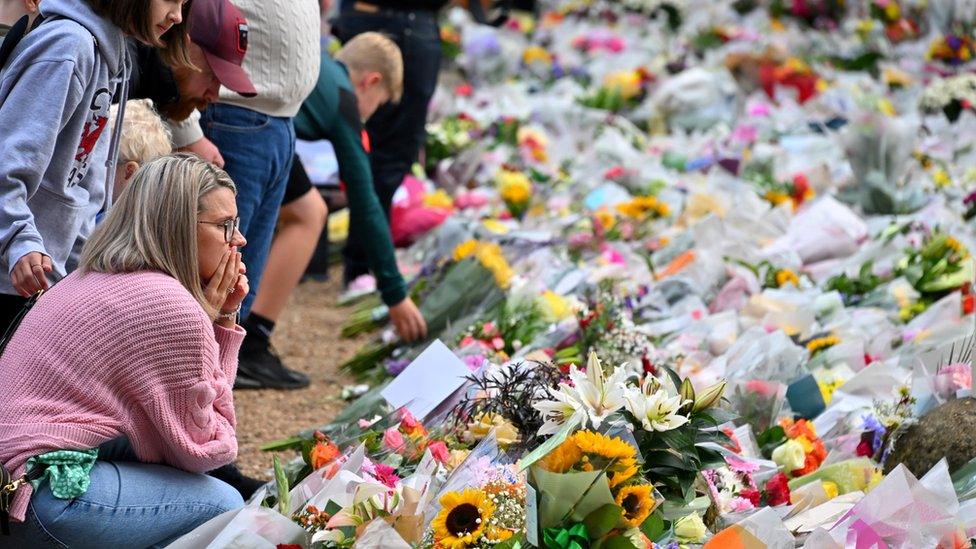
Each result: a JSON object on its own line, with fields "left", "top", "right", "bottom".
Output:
{"left": 282, "top": 154, "right": 313, "bottom": 206}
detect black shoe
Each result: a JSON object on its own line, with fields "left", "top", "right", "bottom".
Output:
{"left": 235, "top": 333, "right": 310, "bottom": 390}
{"left": 208, "top": 462, "right": 268, "bottom": 500}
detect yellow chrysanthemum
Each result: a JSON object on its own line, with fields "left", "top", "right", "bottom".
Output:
{"left": 539, "top": 290, "right": 573, "bottom": 322}
{"left": 523, "top": 45, "right": 553, "bottom": 65}
{"left": 764, "top": 190, "right": 791, "bottom": 207}
{"left": 946, "top": 236, "right": 969, "bottom": 257}
{"left": 453, "top": 240, "right": 479, "bottom": 262}
{"left": 615, "top": 484, "right": 657, "bottom": 527}
{"left": 603, "top": 70, "right": 643, "bottom": 100}
{"left": 821, "top": 480, "right": 839, "bottom": 499}
{"left": 806, "top": 335, "right": 840, "bottom": 355}
{"left": 776, "top": 269, "right": 800, "bottom": 288}
{"left": 594, "top": 208, "right": 617, "bottom": 230}
{"left": 423, "top": 189, "right": 455, "bottom": 209}
{"left": 432, "top": 489, "right": 495, "bottom": 549}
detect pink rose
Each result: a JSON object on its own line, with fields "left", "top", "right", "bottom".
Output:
{"left": 428, "top": 441, "right": 450, "bottom": 464}
{"left": 383, "top": 427, "right": 405, "bottom": 451}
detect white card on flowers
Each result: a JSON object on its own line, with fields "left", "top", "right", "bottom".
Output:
{"left": 380, "top": 339, "right": 470, "bottom": 420}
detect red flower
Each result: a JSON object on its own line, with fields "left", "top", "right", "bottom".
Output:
{"left": 764, "top": 473, "right": 791, "bottom": 506}
{"left": 455, "top": 82, "right": 474, "bottom": 97}
{"left": 963, "top": 293, "right": 975, "bottom": 316}
{"left": 603, "top": 166, "right": 626, "bottom": 180}
{"left": 740, "top": 487, "right": 761, "bottom": 507}
{"left": 641, "top": 355, "right": 657, "bottom": 376}
{"left": 856, "top": 439, "right": 874, "bottom": 457}
{"left": 278, "top": 545, "right": 303, "bottom": 549}
{"left": 791, "top": 173, "right": 810, "bottom": 204}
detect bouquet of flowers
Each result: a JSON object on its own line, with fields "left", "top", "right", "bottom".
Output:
{"left": 769, "top": 0, "right": 846, "bottom": 29}
{"left": 766, "top": 418, "right": 828, "bottom": 478}
{"left": 580, "top": 68, "right": 653, "bottom": 112}
{"left": 895, "top": 230, "right": 974, "bottom": 318}
{"left": 531, "top": 429, "right": 662, "bottom": 547}
{"left": 741, "top": 160, "right": 816, "bottom": 211}
{"left": 422, "top": 465, "right": 527, "bottom": 548}
{"left": 495, "top": 167, "right": 534, "bottom": 220}
{"left": 921, "top": 74, "right": 976, "bottom": 122}
{"left": 927, "top": 33, "right": 976, "bottom": 67}
{"left": 425, "top": 114, "right": 479, "bottom": 173}
{"left": 341, "top": 241, "right": 512, "bottom": 380}
{"left": 868, "top": 0, "right": 921, "bottom": 42}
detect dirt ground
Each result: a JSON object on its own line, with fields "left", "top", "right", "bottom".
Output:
{"left": 232, "top": 270, "right": 369, "bottom": 479}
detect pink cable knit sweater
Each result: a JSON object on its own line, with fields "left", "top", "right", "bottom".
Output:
{"left": 0, "top": 269, "right": 243, "bottom": 522}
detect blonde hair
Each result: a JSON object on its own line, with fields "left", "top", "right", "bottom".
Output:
{"left": 79, "top": 154, "right": 236, "bottom": 319}
{"left": 336, "top": 32, "right": 404, "bottom": 103}
{"left": 111, "top": 99, "right": 172, "bottom": 165}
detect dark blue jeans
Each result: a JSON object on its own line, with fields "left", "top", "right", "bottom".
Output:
{"left": 333, "top": 4, "right": 443, "bottom": 282}
{"left": 201, "top": 104, "right": 296, "bottom": 317}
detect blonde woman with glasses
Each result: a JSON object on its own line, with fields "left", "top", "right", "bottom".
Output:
{"left": 0, "top": 154, "right": 249, "bottom": 547}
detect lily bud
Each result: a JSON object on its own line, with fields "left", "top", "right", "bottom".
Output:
{"left": 692, "top": 380, "right": 727, "bottom": 413}
{"left": 679, "top": 378, "right": 696, "bottom": 413}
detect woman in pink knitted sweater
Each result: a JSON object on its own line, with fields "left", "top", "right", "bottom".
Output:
{"left": 1, "top": 154, "right": 250, "bottom": 547}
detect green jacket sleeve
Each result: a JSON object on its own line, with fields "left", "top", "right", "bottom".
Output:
{"left": 330, "top": 116, "right": 408, "bottom": 306}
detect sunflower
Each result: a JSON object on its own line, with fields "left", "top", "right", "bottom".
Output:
{"left": 571, "top": 431, "right": 639, "bottom": 487}
{"left": 805, "top": 335, "right": 840, "bottom": 355}
{"left": 615, "top": 484, "right": 657, "bottom": 527}
{"left": 432, "top": 489, "right": 494, "bottom": 549}
{"left": 539, "top": 438, "right": 583, "bottom": 473}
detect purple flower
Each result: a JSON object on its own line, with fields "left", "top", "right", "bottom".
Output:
{"left": 964, "top": 190, "right": 976, "bottom": 205}
{"left": 861, "top": 414, "right": 886, "bottom": 450}
{"left": 386, "top": 358, "right": 410, "bottom": 376}
{"left": 465, "top": 34, "right": 501, "bottom": 57}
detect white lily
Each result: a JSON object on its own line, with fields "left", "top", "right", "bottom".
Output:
{"left": 534, "top": 384, "right": 586, "bottom": 435}
{"left": 624, "top": 376, "right": 690, "bottom": 432}
{"left": 567, "top": 352, "right": 628, "bottom": 428}
{"left": 533, "top": 352, "right": 628, "bottom": 434}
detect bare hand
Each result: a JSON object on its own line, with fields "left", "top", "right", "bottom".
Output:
{"left": 204, "top": 247, "right": 247, "bottom": 314}
{"left": 178, "top": 137, "right": 225, "bottom": 168}
{"left": 388, "top": 297, "right": 427, "bottom": 343}
{"left": 11, "top": 252, "right": 52, "bottom": 297}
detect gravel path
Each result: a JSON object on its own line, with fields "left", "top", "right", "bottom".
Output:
{"left": 232, "top": 272, "right": 370, "bottom": 479}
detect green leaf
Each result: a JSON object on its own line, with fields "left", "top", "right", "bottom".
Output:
{"left": 640, "top": 512, "right": 665, "bottom": 540}
{"left": 260, "top": 436, "right": 305, "bottom": 452}
{"left": 583, "top": 504, "right": 623, "bottom": 540}
{"left": 594, "top": 534, "right": 639, "bottom": 549}
{"left": 273, "top": 455, "right": 290, "bottom": 516}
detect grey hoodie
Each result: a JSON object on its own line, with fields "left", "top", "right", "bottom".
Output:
{"left": 0, "top": 0, "right": 130, "bottom": 295}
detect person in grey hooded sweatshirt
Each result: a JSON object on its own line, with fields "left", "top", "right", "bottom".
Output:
{"left": 0, "top": 0, "right": 194, "bottom": 334}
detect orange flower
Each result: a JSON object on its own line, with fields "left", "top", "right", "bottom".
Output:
{"left": 310, "top": 441, "right": 341, "bottom": 470}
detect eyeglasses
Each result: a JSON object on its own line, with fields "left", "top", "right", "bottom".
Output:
{"left": 197, "top": 216, "right": 240, "bottom": 243}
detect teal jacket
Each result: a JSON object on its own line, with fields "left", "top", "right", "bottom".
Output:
{"left": 294, "top": 54, "right": 406, "bottom": 306}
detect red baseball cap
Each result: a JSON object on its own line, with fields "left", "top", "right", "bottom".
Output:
{"left": 189, "top": 0, "right": 257, "bottom": 97}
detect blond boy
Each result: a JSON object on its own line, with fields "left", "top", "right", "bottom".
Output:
{"left": 109, "top": 99, "right": 172, "bottom": 200}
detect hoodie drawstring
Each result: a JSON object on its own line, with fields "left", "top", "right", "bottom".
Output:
{"left": 103, "top": 46, "right": 130, "bottom": 212}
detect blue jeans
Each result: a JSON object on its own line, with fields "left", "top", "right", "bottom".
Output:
{"left": 5, "top": 461, "right": 243, "bottom": 548}
{"left": 201, "top": 103, "right": 296, "bottom": 317}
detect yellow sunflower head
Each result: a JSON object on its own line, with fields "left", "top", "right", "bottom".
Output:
{"left": 615, "top": 484, "right": 657, "bottom": 527}
{"left": 539, "top": 438, "right": 583, "bottom": 473}
{"left": 571, "top": 431, "right": 639, "bottom": 487}
{"left": 432, "top": 489, "right": 495, "bottom": 549}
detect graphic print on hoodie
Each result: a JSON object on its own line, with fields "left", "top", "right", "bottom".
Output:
{"left": 70, "top": 86, "right": 112, "bottom": 186}
{"left": 0, "top": 0, "right": 129, "bottom": 296}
